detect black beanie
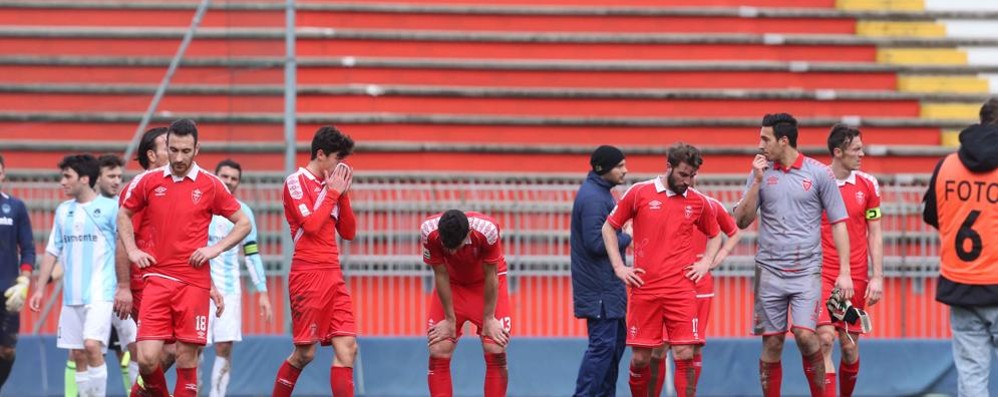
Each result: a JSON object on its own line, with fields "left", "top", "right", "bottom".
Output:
{"left": 590, "top": 145, "right": 625, "bottom": 175}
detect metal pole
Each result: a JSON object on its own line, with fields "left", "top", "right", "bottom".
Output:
{"left": 281, "top": 0, "right": 297, "bottom": 334}
{"left": 122, "top": 0, "right": 213, "bottom": 171}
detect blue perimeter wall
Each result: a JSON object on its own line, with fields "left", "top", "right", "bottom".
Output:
{"left": 5, "top": 336, "right": 984, "bottom": 396}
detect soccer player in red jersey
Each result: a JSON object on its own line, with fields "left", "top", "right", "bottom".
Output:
{"left": 114, "top": 127, "right": 169, "bottom": 323}
{"left": 602, "top": 143, "right": 722, "bottom": 397}
{"left": 272, "top": 126, "right": 358, "bottom": 397}
{"left": 422, "top": 210, "right": 511, "bottom": 397}
{"left": 118, "top": 119, "right": 250, "bottom": 397}
{"left": 817, "top": 125, "right": 883, "bottom": 397}
{"left": 648, "top": 188, "right": 741, "bottom": 397}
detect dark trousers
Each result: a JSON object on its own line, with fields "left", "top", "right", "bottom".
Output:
{"left": 574, "top": 316, "right": 627, "bottom": 397}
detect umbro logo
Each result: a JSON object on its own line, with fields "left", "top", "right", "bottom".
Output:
{"left": 154, "top": 186, "right": 167, "bottom": 196}
{"left": 648, "top": 200, "right": 662, "bottom": 210}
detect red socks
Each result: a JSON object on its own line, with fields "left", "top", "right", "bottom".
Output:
{"left": 840, "top": 358, "right": 860, "bottom": 397}
{"left": 674, "top": 358, "right": 697, "bottom": 397}
{"left": 428, "top": 356, "right": 453, "bottom": 397}
{"left": 174, "top": 368, "right": 197, "bottom": 397}
{"left": 484, "top": 352, "right": 508, "bottom": 397}
{"left": 802, "top": 351, "right": 826, "bottom": 397}
{"left": 629, "top": 364, "right": 651, "bottom": 397}
{"left": 759, "top": 360, "right": 782, "bottom": 397}
{"left": 331, "top": 366, "right": 355, "bottom": 397}
{"left": 824, "top": 373, "right": 837, "bottom": 397}
{"left": 652, "top": 357, "right": 667, "bottom": 397}
{"left": 139, "top": 365, "right": 169, "bottom": 397}
{"left": 272, "top": 360, "right": 302, "bottom": 397}
{"left": 693, "top": 353, "right": 703, "bottom": 388}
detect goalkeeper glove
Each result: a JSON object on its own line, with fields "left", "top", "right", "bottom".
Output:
{"left": 826, "top": 288, "right": 872, "bottom": 333}
{"left": 4, "top": 276, "right": 29, "bottom": 312}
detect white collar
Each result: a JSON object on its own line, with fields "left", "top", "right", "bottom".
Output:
{"left": 299, "top": 167, "right": 320, "bottom": 182}
{"left": 837, "top": 171, "right": 856, "bottom": 187}
{"left": 654, "top": 176, "right": 687, "bottom": 197}
{"left": 163, "top": 162, "right": 201, "bottom": 182}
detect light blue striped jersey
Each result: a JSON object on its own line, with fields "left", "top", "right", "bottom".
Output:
{"left": 208, "top": 201, "right": 267, "bottom": 295}
{"left": 45, "top": 196, "right": 118, "bottom": 305}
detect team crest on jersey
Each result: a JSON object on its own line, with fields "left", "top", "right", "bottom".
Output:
{"left": 855, "top": 191, "right": 865, "bottom": 205}
{"left": 801, "top": 179, "right": 813, "bottom": 192}
{"left": 287, "top": 177, "right": 304, "bottom": 200}
{"left": 154, "top": 186, "right": 167, "bottom": 197}
{"left": 191, "top": 188, "right": 203, "bottom": 204}
{"left": 648, "top": 200, "right": 662, "bottom": 210}
{"left": 1, "top": 204, "right": 9, "bottom": 214}
{"left": 684, "top": 205, "right": 694, "bottom": 219}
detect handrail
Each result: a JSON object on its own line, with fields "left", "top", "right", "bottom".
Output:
{"left": 0, "top": 140, "right": 957, "bottom": 157}
{"left": 3, "top": 55, "right": 998, "bottom": 74}
{"left": 0, "top": 83, "right": 989, "bottom": 103}
{"left": 0, "top": 111, "right": 978, "bottom": 128}
{"left": 2, "top": 0, "right": 998, "bottom": 21}
{"left": 3, "top": 26, "right": 998, "bottom": 47}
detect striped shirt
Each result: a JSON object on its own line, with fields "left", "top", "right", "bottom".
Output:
{"left": 209, "top": 201, "right": 267, "bottom": 295}
{"left": 45, "top": 197, "right": 118, "bottom": 305}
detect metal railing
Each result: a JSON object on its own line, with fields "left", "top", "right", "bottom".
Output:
{"left": 10, "top": 173, "right": 949, "bottom": 338}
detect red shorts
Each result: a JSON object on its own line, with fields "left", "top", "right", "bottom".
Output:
{"left": 628, "top": 289, "right": 699, "bottom": 347}
{"left": 695, "top": 296, "right": 711, "bottom": 343}
{"left": 130, "top": 276, "right": 145, "bottom": 320}
{"left": 289, "top": 265, "right": 356, "bottom": 346}
{"left": 130, "top": 287, "right": 143, "bottom": 321}
{"left": 427, "top": 276, "right": 511, "bottom": 344}
{"left": 817, "top": 277, "right": 869, "bottom": 334}
{"left": 136, "top": 276, "right": 210, "bottom": 345}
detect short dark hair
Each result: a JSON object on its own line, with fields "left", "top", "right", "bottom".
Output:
{"left": 98, "top": 154, "right": 125, "bottom": 170}
{"left": 438, "top": 209, "right": 469, "bottom": 250}
{"left": 666, "top": 142, "right": 703, "bottom": 170}
{"left": 826, "top": 124, "right": 862, "bottom": 156}
{"left": 167, "top": 118, "right": 199, "bottom": 146}
{"left": 58, "top": 154, "right": 100, "bottom": 189}
{"left": 762, "top": 113, "right": 799, "bottom": 148}
{"left": 136, "top": 127, "right": 168, "bottom": 170}
{"left": 980, "top": 98, "right": 998, "bottom": 126}
{"left": 310, "top": 125, "right": 355, "bottom": 160}
{"left": 215, "top": 159, "right": 242, "bottom": 179}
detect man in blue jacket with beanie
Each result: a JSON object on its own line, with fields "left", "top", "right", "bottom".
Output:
{"left": 572, "top": 145, "right": 631, "bottom": 396}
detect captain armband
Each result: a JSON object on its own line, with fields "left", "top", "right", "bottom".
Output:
{"left": 865, "top": 207, "right": 881, "bottom": 220}
{"left": 243, "top": 241, "right": 260, "bottom": 256}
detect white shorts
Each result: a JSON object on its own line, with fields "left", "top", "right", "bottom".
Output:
{"left": 57, "top": 301, "right": 113, "bottom": 352}
{"left": 206, "top": 293, "right": 242, "bottom": 345}
{"left": 111, "top": 314, "right": 137, "bottom": 347}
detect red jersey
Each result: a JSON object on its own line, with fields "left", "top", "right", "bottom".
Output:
{"left": 821, "top": 170, "right": 881, "bottom": 281}
{"left": 121, "top": 164, "right": 241, "bottom": 289}
{"left": 607, "top": 178, "right": 720, "bottom": 295}
{"left": 118, "top": 189, "right": 146, "bottom": 289}
{"left": 420, "top": 212, "right": 507, "bottom": 286}
{"left": 283, "top": 167, "right": 356, "bottom": 268}
{"left": 689, "top": 191, "right": 739, "bottom": 296}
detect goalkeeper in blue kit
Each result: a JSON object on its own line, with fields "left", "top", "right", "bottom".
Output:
{"left": 0, "top": 154, "right": 36, "bottom": 393}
